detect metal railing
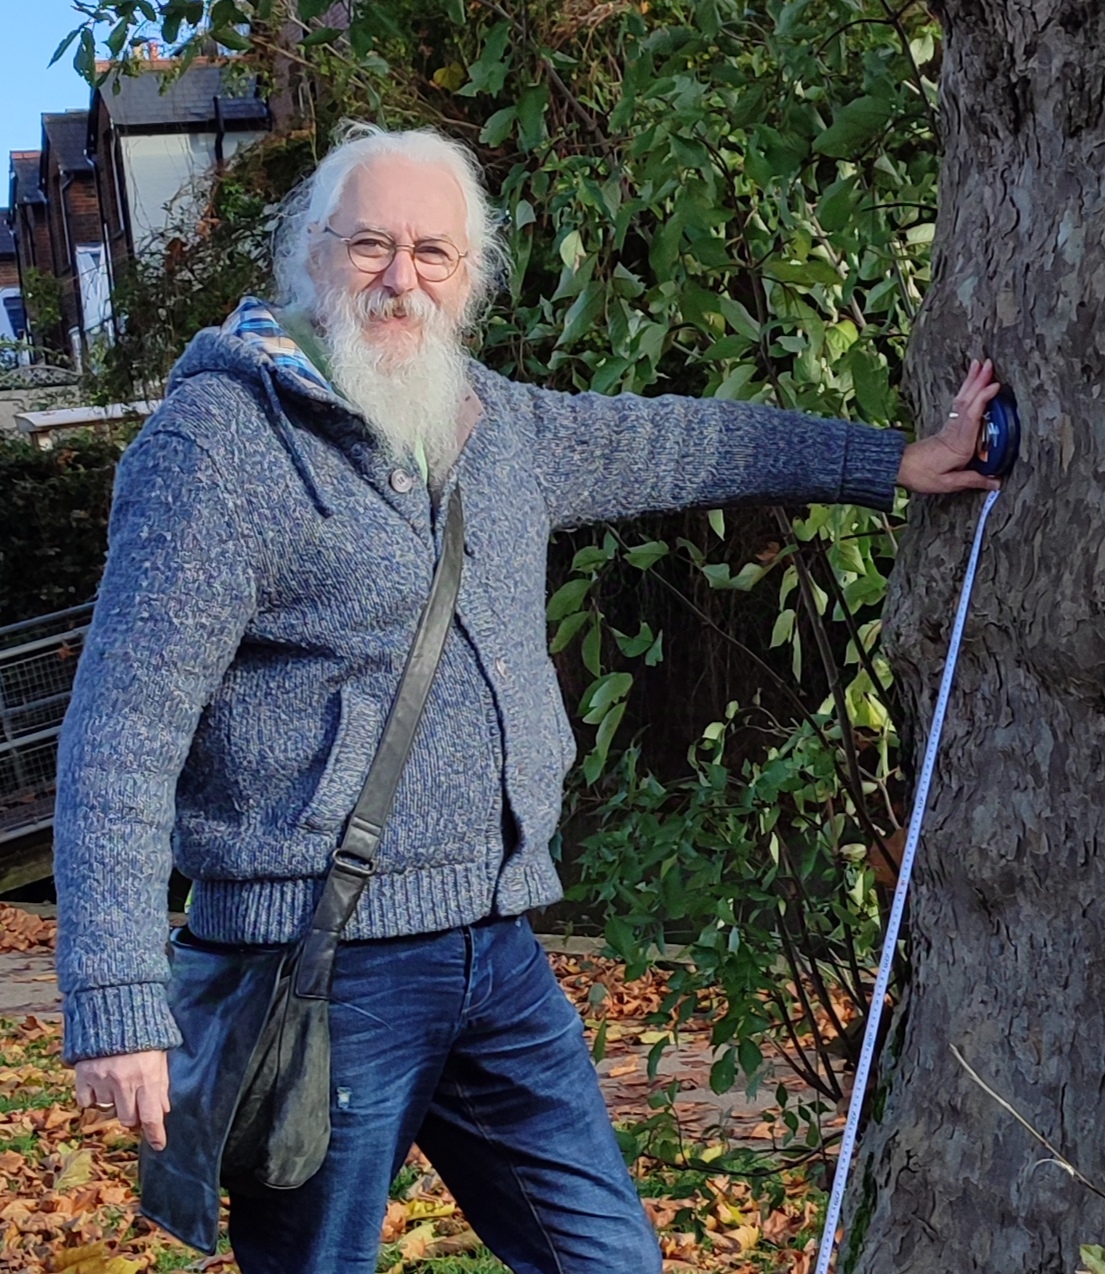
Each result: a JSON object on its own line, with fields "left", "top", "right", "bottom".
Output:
{"left": 0, "top": 602, "right": 94, "bottom": 843}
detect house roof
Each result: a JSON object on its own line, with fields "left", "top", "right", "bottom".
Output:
{"left": 42, "top": 111, "right": 92, "bottom": 174}
{"left": 94, "top": 60, "right": 269, "bottom": 130}
{"left": 0, "top": 215, "right": 14, "bottom": 257}
{"left": 10, "top": 153, "right": 45, "bottom": 206}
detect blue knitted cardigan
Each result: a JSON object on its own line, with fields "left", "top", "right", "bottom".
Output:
{"left": 53, "top": 306, "right": 906, "bottom": 1063}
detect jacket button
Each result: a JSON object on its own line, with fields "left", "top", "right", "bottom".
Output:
{"left": 390, "top": 469, "right": 414, "bottom": 493}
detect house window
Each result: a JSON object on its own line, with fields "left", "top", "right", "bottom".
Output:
{"left": 75, "top": 244, "right": 111, "bottom": 338}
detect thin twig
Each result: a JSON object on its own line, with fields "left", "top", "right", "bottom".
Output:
{"left": 951, "top": 1045, "right": 1105, "bottom": 1202}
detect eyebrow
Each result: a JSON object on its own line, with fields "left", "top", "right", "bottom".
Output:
{"left": 348, "top": 222, "right": 456, "bottom": 241}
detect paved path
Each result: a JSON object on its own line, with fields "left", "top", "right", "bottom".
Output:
{"left": 0, "top": 951, "right": 61, "bottom": 1021}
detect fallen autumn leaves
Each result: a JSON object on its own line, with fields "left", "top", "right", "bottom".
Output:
{"left": 0, "top": 906, "right": 829, "bottom": 1272}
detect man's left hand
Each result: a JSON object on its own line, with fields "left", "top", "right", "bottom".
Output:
{"left": 897, "top": 358, "right": 1003, "bottom": 494}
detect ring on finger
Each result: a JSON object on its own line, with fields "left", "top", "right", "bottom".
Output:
{"left": 948, "top": 411, "right": 960, "bottom": 419}
{"left": 91, "top": 1100, "right": 116, "bottom": 1112}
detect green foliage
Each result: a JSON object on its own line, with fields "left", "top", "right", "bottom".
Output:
{"left": 21, "top": 269, "right": 65, "bottom": 348}
{"left": 1081, "top": 1246, "right": 1105, "bottom": 1274}
{"left": 65, "top": 0, "right": 944, "bottom": 1132}
{"left": 0, "top": 434, "right": 125, "bottom": 626}
{"left": 90, "top": 131, "right": 317, "bottom": 403}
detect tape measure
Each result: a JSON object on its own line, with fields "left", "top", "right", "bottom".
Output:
{"left": 968, "top": 391, "right": 1020, "bottom": 478}
{"left": 814, "top": 391, "right": 1019, "bottom": 1273}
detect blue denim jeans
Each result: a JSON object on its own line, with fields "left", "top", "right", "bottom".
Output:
{"left": 228, "top": 915, "right": 662, "bottom": 1274}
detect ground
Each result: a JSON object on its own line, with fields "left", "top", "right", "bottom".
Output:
{"left": 0, "top": 904, "right": 838, "bottom": 1273}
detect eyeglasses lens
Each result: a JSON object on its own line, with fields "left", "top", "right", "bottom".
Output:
{"left": 347, "top": 237, "right": 460, "bottom": 282}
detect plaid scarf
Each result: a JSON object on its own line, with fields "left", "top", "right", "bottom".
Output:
{"left": 222, "top": 296, "right": 333, "bottom": 397}
{"left": 222, "top": 295, "right": 430, "bottom": 482}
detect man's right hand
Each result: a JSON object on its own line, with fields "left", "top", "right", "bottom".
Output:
{"left": 75, "top": 1050, "right": 170, "bottom": 1151}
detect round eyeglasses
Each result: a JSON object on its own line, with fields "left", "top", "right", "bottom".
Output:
{"left": 322, "top": 225, "right": 468, "bottom": 283}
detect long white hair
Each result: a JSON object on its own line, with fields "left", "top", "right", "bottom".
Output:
{"left": 272, "top": 121, "right": 508, "bottom": 326}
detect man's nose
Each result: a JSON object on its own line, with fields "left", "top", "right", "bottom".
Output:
{"left": 379, "top": 246, "right": 419, "bottom": 294}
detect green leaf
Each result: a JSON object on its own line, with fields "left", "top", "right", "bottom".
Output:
{"left": 771, "top": 609, "right": 795, "bottom": 648}
{"left": 714, "top": 364, "right": 757, "bottom": 401}
{"left": 708, "top": 509, "right": 725, "bottom": 539}
{"left": 106, "top": 18, "right": 131, "bottom": 58}
{"left": 718, "top": 296, "right": 759, "bottom": 340}
{"left": 703, "top": 335, "right": 752, "bottom": 362}
{"left": 813, "top": 95, "right": 894, "bottom": 158}
{"left": 611, "top": 263, "right": 645, "bottom": 299}
{"left": 547, "top": 577, "right": 592, "bottom": 621}
{"left": 75, "top": 28, "right": 96, "bottom": 82}
{"left": 817, "top": 176, "right": 859, "bottom": 233}
{"left": 571, "top": 544, "right": 614, "bottom": 573}
{"left": 586, "top": 672, "right": 634, "bottom": 718}
{"left": 725, "top": 84, "right": 767, "bottom": 130}
{"left": 549, "top": 610, "right": 589, "bottom": 654}
{"left": 297, "top": 0, "right": 334, "bottom": 17}
{"left": 1080, "top": 1247, "right": 1105, "bottom": 1274}
{"left": 614, "top": 622, "right": 655, "bottom": 658}
{"left": 300, "top": 25, "right": 343, "bottom": 47}
{"left": 479, "top": 107, "right": 517, "bottom": 147}
{"left": 848, "top": 346, "right": 893, "bottom": 422}
{"left": 582, "top": 618, "right": 603, "bottom": 676}
{"left": 557, "top": 281, "right": 604, "bottom": 347}
{"left": 433, "top": 62, "right": 467, "bottom": 92}
{"left": 459, "top": 20, "right": 512, "bottom": 96}
{"left": 50, "top": 27, "right": 80, "bottom": 67}
{"left": 649, "top": 211, "right": 684, "bottom": 277}
{"left": 738, "top": 1037, "right": 763, "bottom": 1077}
{"left": 216, "top": 26, "right": 252, "bottom": 51}
{"left": 762, "top": 258, "right": 842, "bottom": 288}
{"left": 593, "top": 699, "right": 627, "bottom": 759}
{"left": 516, "top": 83, "right": 549, "bottom": 153}
{"left": 591, "top": 1018, "right": 608, "bottom": 1063}
{"left": 710, "top": 1047, "right": 736, "bottom": 1094}
{"left": 624, "top": 540, "right": 668, "bottom": 570}
{"left": 444, "top": 0, "right": 466, "bottom": 22}
{"left": 558, "top": 228, "right": 585, "bottom": 271}
{"left": 702, "top": 561, "right": 766, "bottom": 591}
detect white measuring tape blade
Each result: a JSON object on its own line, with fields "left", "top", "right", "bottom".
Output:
{"left": 814, "top": 487, "right": 1001, "bottom": 1274}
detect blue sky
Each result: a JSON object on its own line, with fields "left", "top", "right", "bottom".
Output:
{"left": 1, "top": 0, "right": 100, "bottom": 196}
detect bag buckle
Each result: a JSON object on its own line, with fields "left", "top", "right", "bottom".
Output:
{"left": 331, "top": 847, "right": 375, "bottom": 877}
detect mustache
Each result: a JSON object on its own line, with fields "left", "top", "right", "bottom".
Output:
{"left": 355, "top": 289, "right": 438, "bottom": 324}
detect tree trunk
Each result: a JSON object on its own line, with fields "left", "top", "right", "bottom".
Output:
{"left": 849, "top": 3, "right": 1105, "bottom": 1270}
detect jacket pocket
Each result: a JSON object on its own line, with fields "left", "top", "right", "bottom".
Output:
{"left": 299, "top": 688, "right": 380, "bottom": 833}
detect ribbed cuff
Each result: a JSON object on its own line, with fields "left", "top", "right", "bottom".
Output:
{"left": 839, "top": 425, "right": 907, "bottom": 511}
{"left": 62, "top": 982, "right": 182, "bottom": 1064}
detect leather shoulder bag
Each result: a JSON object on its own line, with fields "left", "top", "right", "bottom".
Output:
{"left": 139, "top": 487, "right": 465, "bottom": 1254}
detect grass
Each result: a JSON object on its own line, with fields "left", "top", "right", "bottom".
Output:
{"left": 0, "top": 1133, "right": 38, "bottom": 1157}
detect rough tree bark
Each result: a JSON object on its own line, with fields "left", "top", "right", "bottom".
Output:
{"left": 847, "top": 3, "right": 1105, "bottom": 1270}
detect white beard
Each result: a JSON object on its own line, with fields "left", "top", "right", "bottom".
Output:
{"left": 317, "top": 286, "right": 469, "bottom": 480}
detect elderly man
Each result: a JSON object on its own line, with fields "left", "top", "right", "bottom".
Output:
{"left": 54, "top": 123, "right": 1000, "bottom": 1274}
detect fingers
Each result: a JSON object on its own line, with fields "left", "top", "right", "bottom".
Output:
{"left": 940, "top": 469, "right": 1001, "bottom": 494}
{"left": 74, "top": 1051, "right": 170, "bottom": 1150}
{"left": 137, "top": 1079, "right": 169, "bottom": 1152}
{"left": 943, "top": 359, "right": 1002, "bottom": 456}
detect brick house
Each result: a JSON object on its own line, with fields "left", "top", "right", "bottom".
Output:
{"left": 41, "top": 111, "right": 110, "bottom": 366}
{"left": 87, "top": 59, "right": 269, "bottom": 275}
{"left": 8, "top": 151, "right": 55, "bottom": 353}
{"left": 0, "top": 216, "right": 27, "bottom": 347}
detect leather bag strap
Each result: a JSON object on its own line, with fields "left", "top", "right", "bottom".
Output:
{"left": 296, "top": 486, "right": 465, "bottom": 997}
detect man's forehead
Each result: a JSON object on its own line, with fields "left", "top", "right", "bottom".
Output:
{"left": 336, "top": 157, "right": 468, "bottom": 234}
